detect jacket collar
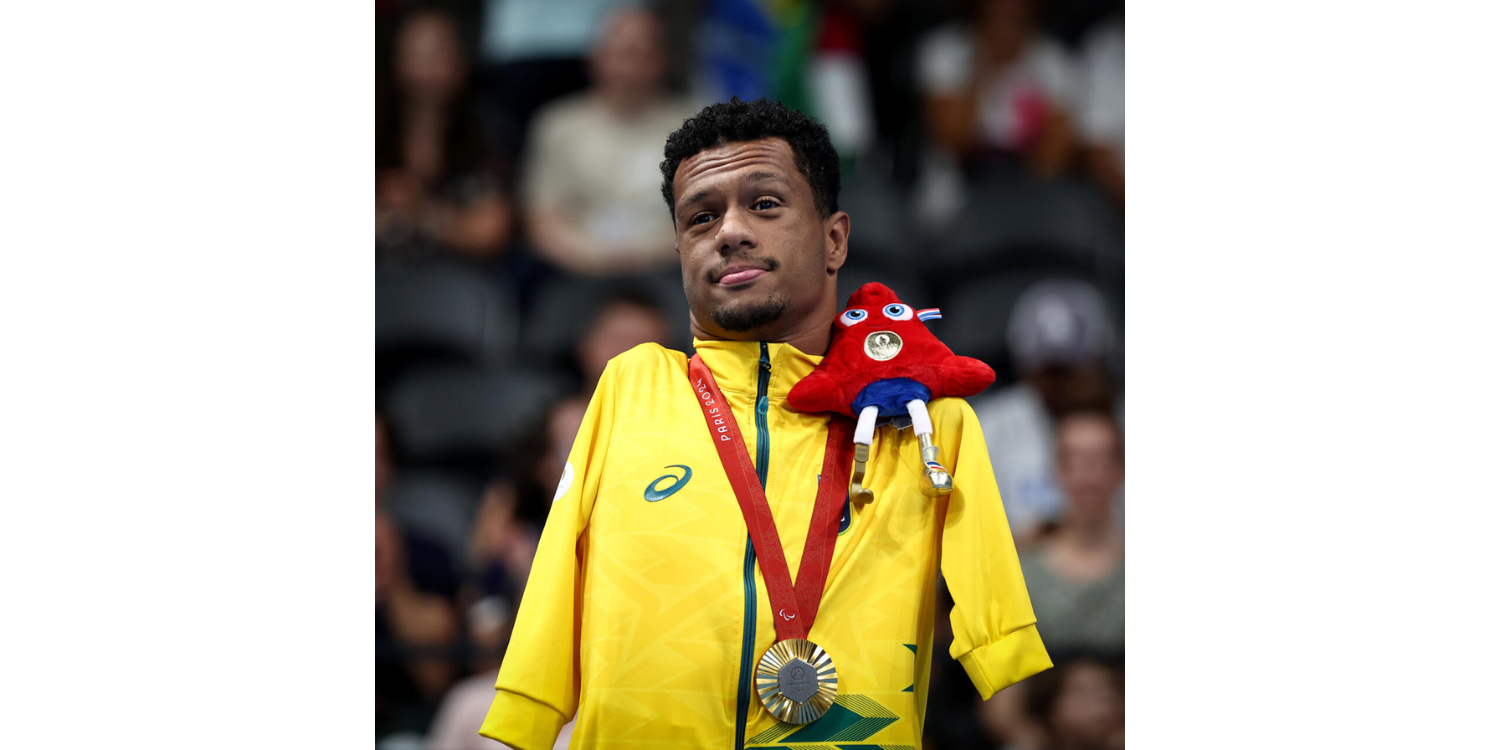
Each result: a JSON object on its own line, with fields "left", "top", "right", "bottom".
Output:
{"left": 691, "top": 338, "right": 823, "bottom": 401}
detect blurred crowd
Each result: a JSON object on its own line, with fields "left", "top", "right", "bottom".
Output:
{"left": 375, "top": 0, "right": 1124, "bottom": 748}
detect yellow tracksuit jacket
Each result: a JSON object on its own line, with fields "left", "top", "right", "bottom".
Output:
{"left": 480, "top": 339, "right": 1052, "bottom": 749}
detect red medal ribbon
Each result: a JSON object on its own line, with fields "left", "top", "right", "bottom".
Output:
{"left": 688, "top": 353, "right": 854, "bottom": 642}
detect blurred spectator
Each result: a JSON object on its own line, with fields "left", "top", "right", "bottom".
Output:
{"left": 522, "top": 288, "right": 670, "bottom": 501}
{"left": 915, "top": 0, "right": 1079, "bottom": 177}
{"left": 521, "top": 5, "right": 698, "bottom": 276}
{"left": 476, "top": 0, "right": 629, "bottom": 159}
{"left": 971, "top": 279, "right": 1119, "bottom": 542}
{"left": 575, "top": 289, "right": 672, "bottom": 389}
{"left": 431, "top": 476, "right": 528, "bottom": 724}
{"left": 378, "top": 412, "right": 462, "bottom": 739}
{"left": 377, "top": 6, "right": 514, "bottom": 262}
{"left": 378, "top": 413, "right": 396, "bottom": 502}
{"left": 1077, "top": 11, "right": 1123, "bottom": 207}
{"left": 1022, "top": 410, "right": 1125, "bottom": 654}
{"left": 378, "top": 413, "right": 461, "bottom": 597}
{"left": 977, "top": 412, "right": 1123, "bottom": 750}
{"left": 535, "top": 396, "right": 590, "bottom": 506}
{"left": 425, "top": 481, "right": 560, "bottom": 749}
{"left": 426, "top": 669, "right": 575, "bottom": 750}
{"left": 377, "top": 509, "right": 459, "bottom": 730}
{"left": 466, "top": 479, "right": 537, "bottom": 616}
{"left": 1018, "top": 656, "right": 1125, "bottom": 750}
{"left": 805, "top": 2, "right": 878, "bottom": 159}
{"left": 691, "top": 0, "right": 878, "bottom": 163}
{"left": 424, "top": 670, "right": 503, "bottom": 750}
{"left": 507, "top": 288, "right": 670, "bottom": 519}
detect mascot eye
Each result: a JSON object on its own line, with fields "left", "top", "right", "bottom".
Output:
{"left": 882, "top": 303, "right": 913, "bottom": 321}
{"left": 839, "top": 309, "right": 868, "bottom": 327}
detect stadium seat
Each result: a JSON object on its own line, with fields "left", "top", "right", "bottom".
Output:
{"left": 376, "top": 262, "right": 519, "bottom": 366}
{"left": 932, "top": 268, "right": 1122, "bottom": 386}
{"left": 930, "top": 169, "right": 1120, "bottom": 276}
{"left": 840, "top": 170, "right": 920, "bottom": 269}
{"left": 521, "top": 268, "right": 691, "bottom": 368}
{"left": 384, "top": 363, "right": 566, "bottom": 463}
{"left": 383, "top": 468, "right": 487, "bottom": 566}
{"left": 837, "top": 262, "right": 932, "bottom": 309}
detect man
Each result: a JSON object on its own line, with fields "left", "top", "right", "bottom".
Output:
{"left": 521, "top": 5, "right": 699, "bottom": 275}
{"left": 480, "top": 98, "right": 1051, "bottom": 748}
{"left": 971, "top": 279, "right": 1121, "bottom": 545}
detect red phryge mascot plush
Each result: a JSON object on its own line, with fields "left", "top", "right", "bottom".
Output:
{"left": 788, "top": 283, "right": 995, "bottom": 501}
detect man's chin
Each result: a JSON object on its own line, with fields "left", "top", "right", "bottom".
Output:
{"left": 711, "top": 294, "right": 789, "bottom": 333}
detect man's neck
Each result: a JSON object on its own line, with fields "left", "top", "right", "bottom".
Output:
{"left": 692, "top": 316, "right": 834, "bottom": 356}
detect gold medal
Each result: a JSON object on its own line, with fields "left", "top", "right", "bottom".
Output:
{"left": 863, "top": 330, "right": 902, "bottom": 361}
{"left": 755, "top": 638, "right": 839, "bottom": 724}
{"left": 688, "top": 356, "right": 852, "bottom": 728}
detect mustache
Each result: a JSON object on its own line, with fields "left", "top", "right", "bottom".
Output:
{"left": 705, "top": 254, "right": 781, "bottom": 283}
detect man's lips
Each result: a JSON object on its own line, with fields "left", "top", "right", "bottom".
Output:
{"left": 716, "top": 267, "right": 768, "bottom": 286}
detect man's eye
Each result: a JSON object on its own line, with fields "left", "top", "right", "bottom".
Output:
{"left": 754, "top": 199, "right": 779, "bottom": 210}
{"left": 689, "top": 213, "right": 713, "bottom": 226}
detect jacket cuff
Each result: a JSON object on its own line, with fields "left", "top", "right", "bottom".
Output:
{"left": 956, "top": 623, "right": 1054, "bottom": 701}
{"left": 478, "top": 689, "right": 568, "bottom": 749}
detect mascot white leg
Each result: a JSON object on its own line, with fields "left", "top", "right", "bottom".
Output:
{"left": 906, "top": 399, "right": 953, "bottom": 497}
{"left": 850, "top": 405, "right": 879, "bottom": 503}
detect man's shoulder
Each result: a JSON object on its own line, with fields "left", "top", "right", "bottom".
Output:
{"left": 596, "top": 344, "right": 691, "bottom": 435}
{"left": 928, "top": 395, "right": 979, "bottom": 425}
{"left": 927, "top": 396, "right": 989, "bottom": 447}
{"left": 604, "top": 342, "right": 688, "bottom": 383}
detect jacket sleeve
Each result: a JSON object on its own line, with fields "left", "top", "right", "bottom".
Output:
{"left": 478, "top": 358, "right": 620, "bottom": 747}
{"left": 936, "top": 398, "right": 1054, "bottom": 700}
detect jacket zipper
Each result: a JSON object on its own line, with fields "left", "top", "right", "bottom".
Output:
{"left": 735, "top": 342, "right": 773, "bottom": 750}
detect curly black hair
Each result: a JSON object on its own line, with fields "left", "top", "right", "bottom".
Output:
{"left": 659, "top": 97, "right": 840, "bottom": 223}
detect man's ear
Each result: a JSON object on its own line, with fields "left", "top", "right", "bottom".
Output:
{"left": 825, "top": 211, "right": 850, "bottom": 273}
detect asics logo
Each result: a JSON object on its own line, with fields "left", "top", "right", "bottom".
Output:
{"left": 644, "top": 465, "right": 692, "bottom": 502}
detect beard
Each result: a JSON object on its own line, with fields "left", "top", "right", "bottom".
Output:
{"left": 701, "top": 252, "right": 789, "bottom": 332}
{"left": 711, "top": 292, "right": 790, "bottom": 332}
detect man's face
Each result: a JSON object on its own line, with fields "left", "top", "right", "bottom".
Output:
{"left": 672, "top": 138, "right": 846, "bottom": 339}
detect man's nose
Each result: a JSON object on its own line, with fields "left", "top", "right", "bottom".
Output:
{"left": 715, "top": 206, "right": 757, "bottom": 254}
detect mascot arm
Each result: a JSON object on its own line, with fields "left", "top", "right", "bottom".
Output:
{"left": 939, "top": 355, "right": 997, "bottom": 399}
{"left": 787, "top": 369, "right": 848, "bottom": 416}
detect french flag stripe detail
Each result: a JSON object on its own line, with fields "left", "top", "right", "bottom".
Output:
{"left": 917, "top": 308, "right": 942, "bottom": 321}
